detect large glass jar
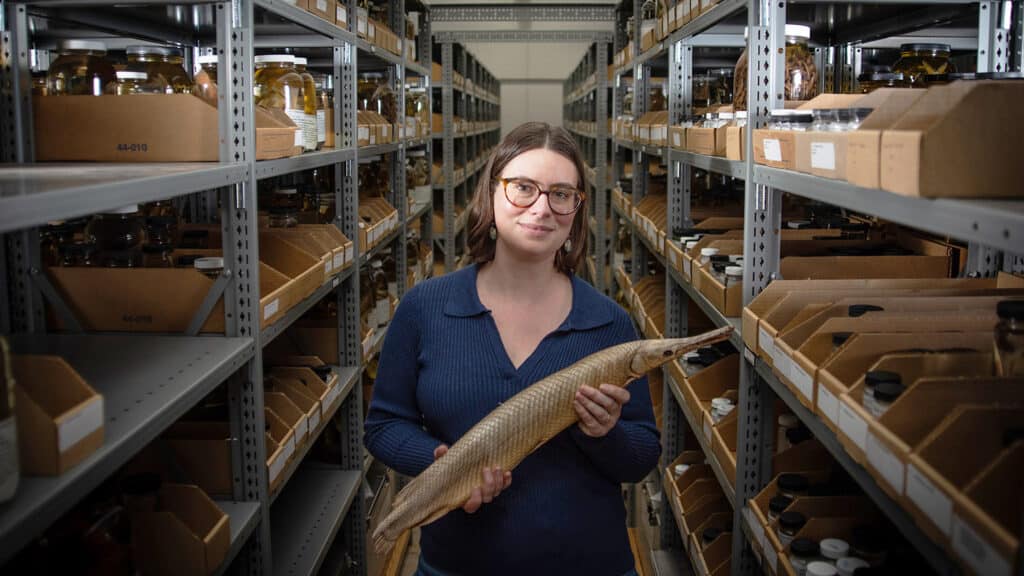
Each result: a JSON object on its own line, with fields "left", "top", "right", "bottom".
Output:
{"left": 125, "top": 45, "right": 192, "bottom": 94}
{"left": 254, "top": 55, "right": 309, "bottom": 150}
{"left": 85, "top": 205, "right": 145, "bottom": 268}
{"left": 710, "top": 68, "right": 734, "bottom": 107}
{"left": 407, "top": 150, "right": 430, "bottom": 188}
{"left": 106, "top": 70, "right": 168, "bottom": 95}
{"left": 194, "top": 54, "right": 219, "bottom": 104}
{"left": 406, "top": 86, "right": 429, "bottom": 134}
{"left": 294, "top": 57, "right": 320, "bottom": 151}
{"left": 892, "top": 43, "right": 954, "bottom": 87}
{"left": 373, "top": 76, "right": 399, "bottom": 124}
{"left": 858, "top": 71, "right": 907, "bottom": 93}
{"left": 733, "top": 28, "right": 749, "bottom": 110}
{"left": 649, "top": 83, "right": 666, "bottom": 111}
{"left": 785, "top": 25, "right": 818, "bottom": 101}
{"left": 46, "top": 40, "right": 116, "bottom": 96}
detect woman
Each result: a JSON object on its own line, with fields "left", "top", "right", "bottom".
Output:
{"left": 364, "top": 122, "right": 661, "bottom": 576}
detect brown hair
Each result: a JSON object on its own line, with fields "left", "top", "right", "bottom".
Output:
{"left": 466, "top": 122, "right": 590, "bottom": 275}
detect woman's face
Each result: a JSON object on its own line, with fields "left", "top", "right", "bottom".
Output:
{"left": 492, "top": 148, "right": 579, "bottom": 263}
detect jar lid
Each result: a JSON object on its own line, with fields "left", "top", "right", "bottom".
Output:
{"left": 900, "top": 43, "right": 951, "bottom": 54}
{"left": 126, "top": 44, "right": 182, "bottom": 57}
{"left": 848, "top": 303, "right": 884, "bottom": 317}
{"left": 820, "top": 538, "right": 850, "bottom": 560}
{"left": 779, "top": 510, "right": 808, "bottom": 529}
{"left": 371, "top": 259, "right": 383, "bottom": 268}
{"left": 294, "top": 56, "right": 308, "bottom": 66}
{"left": 106, "top": 204, "right": 140, "bottom": 214}
{"left": 685, "top": 241, "right": 699, "bottom": 250}
{"left": 836, "top": 557, "right": 870, "bottom": 575}
{"left": 709, "top": 254, "right": 731, "bottom": 263}
{"left": 408, "top": 149, "right": 427, "bottom": 157}
{"left": 702, "top": 527, "right": 724, "bottom": 543}
{"left": 683, "top": 351, "right": 701, "bottom": 361}
{"left": 59, "top": 39, "right": 108, "bottom": 52}
{"left": 194, "top": 257, "right": 224, "bottom": 270}
{"left": 790, "top": 537, "right": 820, "bottom": 558}
{"left": 865, "top": 370, "right": 901, "bottom": 388}
{"left": 711, "top": 397, "right": 733, "bottom": 409}
{"left": 977, "top": 71, "right": 1024, "bottom": 80}
{"left": 777, "top": 473, "right": 810, "bottom": 494}
{"left": 700, "top": 247, "right": 719, "bottom": 256}
{"left": 768, "top": 494, "right": 794, "bottom": 514}
{"left": 787, "top": 219, "right": 811, "bottom": 229}
{"left": 831, "top": 331, "right": 853, "bottom": 347}
{"left": 786, "top": 425, "right": 813, "bottom": 445}
{"left": 725, "top": 265, "right": 743, "bottom": 277}
{"left": 778, "top": 413, "right": 799, "bottom": 427}
{"left": 176, "top": 254, "right": 201, "bottom": 266}
{"left": 736, "top": 111, "right": 748, "bottom": 119}
{"left": 673, "top": 463, "right": 690, "bottom": 476}
{"left": 255, "top": 54, "right": 296, "bottom": 64}
{"left": 785, "top": 24, "right": 811, "bottom": 39}
{"left": 717, "top": 404, "right": 736, "bottom": 416}
{"left": 311, "top": 364, "right": 334, "bottom": 381}
{"left": 275, "top": 187, "right": 299, "bottom": 195}
{"left": 873, "top": 380, "right": 906, "bottom": 402}
{"left": 807, "top": 561, "right": 839, "bottom": 576}
{"left": 116, "top": 71, "right": 148, "bottom": 80}
{"left": 770, "top": 109, "right": 798, "bottom": 118}
{"left": 997, "top": 300, "right": 1024, "bottom": 320}
{"left": 719, "top": 112, "right": 734, "bottom": 120}
{"left": 197, "top": 55, "right": 219, "bottom": 65}
{"left": 858, "top": 72, "right": 905, "bottom": 82}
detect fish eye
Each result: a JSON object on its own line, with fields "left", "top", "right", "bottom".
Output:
{"left": 662, "top": 350, "right": 673, "bottom": 357}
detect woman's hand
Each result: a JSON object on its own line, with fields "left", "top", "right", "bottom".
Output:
{"left": 433, "top": 444, "right": 512, "bottom": 513}
{"left": 574, "top": 383, "right": 631, "bottom": 438}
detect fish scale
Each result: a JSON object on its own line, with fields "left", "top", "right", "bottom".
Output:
{"left": 372, "top": 326, "right": 733, "bottom": 554}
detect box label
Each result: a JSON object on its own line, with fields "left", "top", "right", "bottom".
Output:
{"left": 758, "top": 327, "right": 777, "bottom": 363}
{"left": 268, "top": 450, "right": 287, "bottom": 484}
{"left": 295, "top": 414, "right": 308, "bottom": 443}
{"left": 333, "top": 252, "right": 345, "bottom": 269}
{"left": 763, "top": 539, "right": 778, "bottom": 575}
{"left": 816, "top": 382, "right": 839, "bottom": 425}
{"left": 683, "top": 258, "right": 692, "bottom": 279}
{"left": 359, "top": 126, "right": 369, "bottom": 142}
{"left": 789, "top": 361, "right": 813, "bottom": 403}
{"left": 810, "top": 141, "right": 836, "bottom": 171}
{"left": 952, "top": 514, "right": 1011, "bottom": 576}
{"left": 316, "top": 0, "right": 327, "bottom": 11}
{"left": 866, "top": 432, "right": 904, "bottom": 494}
{"left": 838, "top": 401, "right": 868, "bottom": 449}
{"left": 324, "top": 259, "right": 332, "bottom": 274}
{"left": 316, "top": 110, "right": 326, "bottom": 145}
{"left": 668, "top": 249, "right": 679, "bottom": 267}
{"left": 763, "top": 139, "right": 783, "bottom": 162}
{"left": 906, "top": 463, "right": 953, "bottom": 538}
{"left": 58, "top": 397, "right": 103, "bottom": 452}
{"left": 308, "top": 409, "right": 321, "bottom": 433}
{"left": 324, "top": 379, "right": 342, "bottom": 413}
{"left": 337, "top": 6, "right": 347, "bottom": 23}
{"left": 264, "top": 298, "right": 280, "bottom": 320}
{"left": 703, "top": 418, "right": 712, "bottom": 443}
{"left": 345, "top": 245, "right": 354, "bottom": 264}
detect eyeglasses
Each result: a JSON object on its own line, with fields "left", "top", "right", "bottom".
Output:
{"left": 497, "top": 177, "right": 585, "bottom": 215}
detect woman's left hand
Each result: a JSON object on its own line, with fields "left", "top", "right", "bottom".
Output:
{"left": 574, "top": 384, "right": 631, "bottom": 438}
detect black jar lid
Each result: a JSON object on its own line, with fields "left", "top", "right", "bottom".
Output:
{"left": 997, "top": 300, "right": 1024, "bottom": 321}
{"left": 873, "top": 381, "right": 906, "bottom": 403}
{"left": 311, "top": 364, "right": 334, "bottom": 382}
{"left": 702, "top": 527, "right": 725, "bottom": 543}
{"left": 176, "top": 254, "right": 201, "bottom": 267}
{"left": 786, "top": 425, "right": 813, "bottom": 445}
{"left": 779, "top": 510, "right": 807, "bottom": 530}
{"left": 848, "top": 304, "right": 885, "bottom": 318}
{"left": 181, "top": 229, "right": 210, "bottom": 238}
{"left": 777, "top": 473, "right": 810, "bottom": 494}
{"left": 977, "top": 71, "right": 1024, "bottom": 80}
{"left": 832, "top": 331, "right": 854, "bottom": 347}
{"left": 145, "top": 215, "right": 179, "bottom": 226}
{"left": 790, "top": 537, "right": 820, "bottom": 558}
{"left": 769, "top": 494, "right": 794, "bottom": 515}
{"left": 865, "top": 370, "right": 901, "bottom": 388}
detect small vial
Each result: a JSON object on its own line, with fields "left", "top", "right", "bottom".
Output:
{"left": 194, "top": 257, "right": 224, "bottom": 280}
{"left": 777, "top": 413, "right": 799, "bottom": 452}
{"left": 700, "top": 247, "right": 719, "bottom": 265}
{"left": 767, "top": 494, "right": 793, "bottom": 521}
{"left": 862, "top": 371, "right": 900, "bottom": 417}
{"left": 820, "top": 538, "right": 850, "bottom": 561}
{"left": 777, "top": 511, "right": 807, "bottom": 548}
{"left": 807, "top": 561, "right": 839, "bottom": 576}
{"left": 836, "top": 557, "right": 870, "bottom": 576}
{"left": 725, "top": 265, "right": 743, "bottom": 287}
{"left": 869, "top": 381, "right": 906, "bottom": 418}
{"left": 776, "top": 473, "right": 810, "bottom": 498}
{"left": 789, "top": 537, "right": 822, "bottom": 576}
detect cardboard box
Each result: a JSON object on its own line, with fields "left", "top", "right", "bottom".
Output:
{"left": 266, "top": 407, "right": 295, "bottom": 493}
{"left": 266, "top": 391, "right": 309, "bottom": 448}
{"left": 335, "top": 2, "right": 347, "bottom": 27}
{"left": 679, "top": 479, "right": 730, "bottom": 537}
{"left": 906, "top": 405, "right": 1024, "bottom": 549}
{"left": 687, "top": 124, "right": 728, "bottom": 156}
{"left": 693, "top": 530, "right": 731, "bottom": 575}
{"left": 267, "top": 377, "right": 322, "bottom": 436}
{"left": 669, "top": 125, "right": 686, "bottom": 149}
{"left": 789, "top": 93, "right": 868, "bottom": 178}
{"left": 710, "top": 411, "right": 737, "bottom": 486}
{"left": 35, "top": 95, "right": 299, "bottom": 162}
{"left": 161, "top": 421, "right": 232, "bottom": 496}
{"left": 681, "top": 355, "right": 739, "bottom": 444}
{"left": 12, "top": 355, "right": 103, "bottom": 476}
{"left": 952, "top": 441, "right": 1022, "bottom": 576}
{"left": 130, "top": 483, "right": 230, "bottom": 576}
{"left": 880, "top": 80, "right": 1024, "bottom": 198}
{"left": 866, "top": 375, "right": 1024, "bottom": 502}
{"left": 305, "top": 0, "right": 334, "bottom": 22}
{"left": 725, "top": 125, "right": 745, "bottom": 161}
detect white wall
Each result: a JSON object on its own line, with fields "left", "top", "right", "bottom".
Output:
{"left": 498, "top": 81, "right": 565, "bottom": 136}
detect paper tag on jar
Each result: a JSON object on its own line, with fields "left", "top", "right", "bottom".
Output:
{"left": 810, "top": 141, "right": 836, "bottom": 170}
{"left": 763, "top": 139, "right": 783, "bottom": 162}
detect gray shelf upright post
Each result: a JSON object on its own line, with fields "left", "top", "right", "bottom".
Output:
{"left": 441, "top": 41, "right": 456, "bottom": 272}
{"left": 594, "top": 40, "right": 610, "bottom": 293}
{"left": 630, "top": 0, "right": 650, "bottom": 283}
{"left": 978, "top": 0, "right": 1016, "bottom": 73}
{"left": 388, "top": 0, "right": 409, "bottom": 295}
{"left": 610, "top": 10, "right": 628, "bottom": 298}
{"left": 419, "top": 9, "right": 434, "bottom": 260}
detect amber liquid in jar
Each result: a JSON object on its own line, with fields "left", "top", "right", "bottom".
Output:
{"left": 86, "top": 205, "right": 145, "bottom": 268}
{"left": 254, "top": 55, "right": 309, "bottom": 151}
{"left": 125, "top": 45, "right": 193, "bottom": 94}
{"left": 47, "top": 40, "right": 117, "bottom": 96}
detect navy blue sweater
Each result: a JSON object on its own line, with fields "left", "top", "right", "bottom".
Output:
{"left": 364, "top": 264, "right": 661, "bottom": 576}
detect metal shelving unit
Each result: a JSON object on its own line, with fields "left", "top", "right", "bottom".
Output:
{"left": 0, "top": 0, "right": 435, "bottom": 572}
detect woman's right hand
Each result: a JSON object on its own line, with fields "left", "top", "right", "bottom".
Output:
{"left": 433, "top": 444, "right": 512, "bottom": 514}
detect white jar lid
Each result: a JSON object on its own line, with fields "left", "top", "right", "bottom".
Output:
{"left": 806, "top": 561, "right": 838, "bottom": 576}
{"left": 197, "top": 55, "right": 219, "bottom": 65}
{"left": 820, "top": 538, "right": 850, "bottom": 560}
{"left": 683, "top": 351, "right": 700, "bottom": 360}
{"left": 717, "top": 404, "right": 736, "bottom": 416}
{"left": 106, "top": 204, "right": 140, "bottom": 214}
{"left": 700, "top": 247, "right": 720, "bottom": 256}
{"left": 725, "top": 265, "right": 744, "bottom": 277}
{"left": 294, "top": 56, "right": 308, "bottom": 66}
{"left": 788, "top": 219, "right": 811, "bottom": 229}
{"left": 254, "top": 54, "right": 296, "bottom": 64}
{"left": 778, "top": 413, "right": 799, "bottom": 428}
{"left": 785, "top": 24, "right": 811, "bottom": 39}
{"left": 685, "top": 241, "right": 699, "bottom": 250}
{"left": 736, "top": 111, "right": 748, "bottom": 119}
{"left": 835, "top": 557, "right": 870, "bottom": 576}
{"left": 679, "top": 235, "right": 701, "bottom": 243}
{"left": 711, "top": 397, "right": 733, "bottom": 409}
{"left": 194, "top": 257, "right": 224, "bottom": 270}
{"left": 719, "top": 112, "right": 735, "bottom": 120}
{"left": 673, "top": 463, "right": 690, "bottom": 476}
{"left": 116, "top": 71, "right": 148, "bottom": 80}
{"left": 60, "top": 39, "right": 107, "bottom": 52}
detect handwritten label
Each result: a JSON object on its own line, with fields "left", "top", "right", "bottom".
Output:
{"left": 906, "top": 463, "right": 953, "bottom": 538}
{"left": 264, "top": 298, "right": 280, "bottom": 320}
{"left": 333, "top": 252, "right": 345, "bottom": 269}
{"left": 866, "top": 432, "right": 904, "bottom": 495}
{"left": 294, "top": 414, "right": 308, "bottom": 444}
{"left": 59, "top": 397, "right": 103, "bottom": 452}
{"left": 816, "top": 382, "right": 839, "bottom": 425}
{"left": 763, "top": 138, "right": 783, "bottom": 162}
{"left": 953, "top": 514, "right": 1012, "bottom": 576}
{"left": 810, "top": 141, "right": 836, "bottom": 171}
{"left": 838, "top": 401, "right": 868, "bottom": 450}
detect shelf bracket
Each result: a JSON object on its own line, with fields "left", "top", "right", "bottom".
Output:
{"left": 29, "top": 266, "right": 82, "bottom": 333}
{"left": 185, "top": 270, "right": 232, "bottom": 337}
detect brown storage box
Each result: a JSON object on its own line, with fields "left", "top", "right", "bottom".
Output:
{"left": 952, "top": 442, "right": 1023, "bottom": 576}
{"left": 266, "top": 407, "right": 295, "bottom": 494}
{"left": 35, "top": 95, "right": 299, "bottom": 162}
{"left": 259, "top": 233, "right": 325, "bottom": 303}
{"left": 845, "top": 88, "right": 927, "bottom": 188}
{"left": 669, "top": 125, "right": 686, "bottom": 149}
{"left": 266, "top": 392, "right": 308, "bottom": 448}
{"left": 710, "top": 411, "right": 737, "bottom": 486}
{"left": 130, "top": 483, "right": 230, "bottom": 576}
{"left": 162, "top": 421, "right": 233, "bottom": 497}
{"left": 663, "top": 450, "right": 709, "bottom": 505}
{"left": 268, "top": 366, "right": 345, "bottom": 421}
{"left": 12, "top": 355, "right": 103, "bottom": 476}
{"left": 906, "top": 405, "right": 1024, "bottom": 549}
{"left": 725, "top": 125, "right": 745, "bottom": 161}
{"left": 866, "top": 376, "right": 1024, "bottom": 502}
{"left": 686, "top": 124, "right": 728, "bottom": 156}
{"left": 679, "top": 478, "right": 729, "bottom": 537}
{"left": 693, "top": 531, "right": 731, "bottom": 575}
{"left": 880, "top": 80, "right": 1024, "bottom": 198}
{"left": 267, "top": 377, "right": 322, "bottom": 436}
{"left": 305, "top": 0, "right": 334, "bottom": 22}
{"left": 681, "top": 354, "right": 739, "bottom": 444}
{"left": 753, "top": 95, "right": 862, "bottom": 169}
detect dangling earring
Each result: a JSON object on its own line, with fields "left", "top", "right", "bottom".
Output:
{"left": 563, "top": 238, "right": 573, "bottom": 253}
{"left": 489, "top": 224, "right": 497, "bottom": 240}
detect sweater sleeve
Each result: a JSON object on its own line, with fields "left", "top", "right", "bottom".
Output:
{"left": 363, "top": 287, "right": 443, "bottom": 477}
{"left": 569, "top": 313, "right": 662, "bottom": 483}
